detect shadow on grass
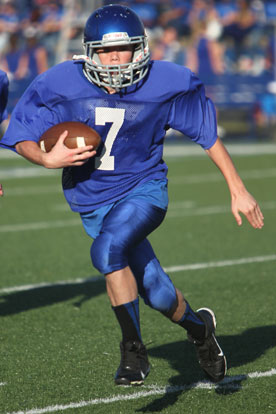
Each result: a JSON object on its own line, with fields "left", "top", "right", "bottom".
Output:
{"left": 0, "top": 276, "right": 105, "bottom": 316}
{"left": 1, "top": 284, "right": 275, "bottom": 412}
{"left": 137, "top": 325, "right": 276, "bottom": 412}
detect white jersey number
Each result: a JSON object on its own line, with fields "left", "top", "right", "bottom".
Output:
{"left": 95, "top": 107, "right": 125, "bottom": 171}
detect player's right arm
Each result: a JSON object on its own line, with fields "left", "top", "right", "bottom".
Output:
{"left": 15, "top": 130, "right": 96, "bottom": 169}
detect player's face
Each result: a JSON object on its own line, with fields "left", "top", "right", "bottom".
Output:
{"left": 96, "top": 45, "right": 133, "bottom": 66}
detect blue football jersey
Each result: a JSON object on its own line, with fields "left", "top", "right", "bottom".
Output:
{"left": 0, "top": 70, "right": 9, "bottom": 123}
{"left": 0, "top": 60, "right": 217, "bottom": 212}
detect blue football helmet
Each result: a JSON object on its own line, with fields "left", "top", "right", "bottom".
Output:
{"left": 82, "top": 4, "right": 150, "bottom": 89}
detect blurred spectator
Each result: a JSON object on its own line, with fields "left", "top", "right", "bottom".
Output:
{"left": 157, "top": 0, "right": 191, "bottom": 36}
{"left": 37, "top": 0, "right": 64, "bottom": 65}
{"left": 186, "top": 20, "right": 225, "bottom": 81}
{"left": 22, "top": 26, "right": 48, "bottom": 81}
{"left": 215, "top": 0, "right": 238, "bottom": 22}
{"left": 128, "top": 0, "right": 159, "bottom": 30}
{"left": 266, "top": 30, "right": 275, "bottom": 72}
{"left": 0, "top": 26, "right": 48, "bottom": 115}
{"left": 220, "top": 0, "right": 257, "bottom": 56}
{"left": 0, "top": 0, "right": 20, "bottom": 52}
{"left": 0, "top": 68, "right": 9, "bottom": 131}
{"left": 0, "top": 32, "right": 26, "bottom": 81}
{"left": 0, "top": 27, "right": 47, "bottom": 81}
{"left": 236, "top": 31, "right": 271, "bottom": 76}
{"left": 0, "top": 1, "right": 19, "bottom": 32}
{"left": 188, "top": 0, "right": 216, "bottom": 25}
{"left": 257, "top": 81, "right": 276, "bottom": 127}
{"left": 20, "top": 4, "right": 43, "bottom": 32}
{"left": 0, "top": 31, "right": 26, "bottom": 115}
{"left": 150, "top": 25, "right": 185, "bottom": 65}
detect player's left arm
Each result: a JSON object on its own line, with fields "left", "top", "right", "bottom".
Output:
{"left": 205, "top": 137, "right": 264, "bottom": 229}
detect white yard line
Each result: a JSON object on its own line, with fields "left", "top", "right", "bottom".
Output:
{"left": 52, "top": 199, "right": 276, "bottom": 215}
{"left": 169, "top": 167, "right": 276, "bottom": 185}
{"left": 1, "top": 166, "right": 276, "bottom": 184}
{"left": 167, "top": 200, "right": 276, "bottom": 218}
{"left": 0, "top": 254, "right": 275, "bottom": 295}
{"left": 164, "top": 254, "right": 276, "bottom": 273}
{"left": 0, "top": 167, "right": 60, "bottom": 180}
{"left": 3, "top": 185, "right": 61, "bottom": 196}
{"left": 5, "top": 368, "right": 276, "bottom": 414}
{"left": 163, "top": 143, "right": 276, "bottom": 157}
{"left": 0, "top": 277, "right": 102, "bottom": 295}
{"left": 0, "top": 218, "right": 81, "bottom": 233}
{"left": 1, "top": 200, "right": 275, "bottom": 233}
{"left": 2, "top": 143, "right": 276, "bottom": 161}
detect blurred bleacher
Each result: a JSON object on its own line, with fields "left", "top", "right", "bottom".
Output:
{"left": 1, "top": 0, "right": 276, "bottom": 141}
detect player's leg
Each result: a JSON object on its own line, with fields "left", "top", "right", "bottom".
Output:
{"left": 104, "top": 266, "right": 150, "bottom": 385}
{"left": 129, "top": 239, "right": 227, "bottom": 382}
{"left": 129, "top": 238, "right": 204, "bottom": 329}
{"left": 89, "top": 197, "right": 166, "bottom": 385}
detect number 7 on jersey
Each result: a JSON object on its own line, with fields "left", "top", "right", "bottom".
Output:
{"left": 95, "top": 107, "right": 125, "bottom": 171}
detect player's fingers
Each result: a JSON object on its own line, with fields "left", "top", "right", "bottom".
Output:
{"left": 70, "top": 150, "right": 96, "bottom": 165}
{"left": 245, "top": 205, "right": 264, "bottom": 229}
{"left": 250, "top": 206, "right": 264, "bottom": 229}
{"left": 71, "top": 145, "right": 94, "bottom": 154}
{"left": 256, "top": 204, "right": 264, "bottom": 221}
{"left": 255, "top": 207, "right": 264, "bottom": 228}
{"left": 57, "top": 130, "right": 68, "bottom": 144}
{"left": 232, "top": 208, "right": 242, "bottom": 226}
{"left": 246, "top": 213, "right": 258, "bottom": 228}
{"left": 73, "top": 150, "right": 96, "bottom": 161}
{"left": 81, "top": 149, "right": 96, "bottom": 157}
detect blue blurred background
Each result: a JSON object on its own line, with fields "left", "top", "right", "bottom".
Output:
{"left": 1, "top": 0, "right": 276, "bottom": 141}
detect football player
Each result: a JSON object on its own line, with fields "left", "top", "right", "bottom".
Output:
{"left": 0, "top": 5, "right": 264, "bottom": 385}
{"left": 0, "top": 69, "right": 9, "bottom": 197}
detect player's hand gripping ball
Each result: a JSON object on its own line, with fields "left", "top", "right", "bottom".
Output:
{"left": 39, "top": 121, "right": 101, "bottom": 153}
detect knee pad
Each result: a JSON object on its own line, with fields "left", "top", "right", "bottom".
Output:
{"left": 90, "top": 232, "right": 128, "bottom": 274}
{"left": 142, "top": 258, "right": 177, "bottom": 313}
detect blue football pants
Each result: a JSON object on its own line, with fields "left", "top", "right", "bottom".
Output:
{"left": 89, "top": 197, "right": 177, "bottom": 314}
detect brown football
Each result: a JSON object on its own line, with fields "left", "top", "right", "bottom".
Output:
{"left": 39, "top": 121, "right": 102, "bottom": 153}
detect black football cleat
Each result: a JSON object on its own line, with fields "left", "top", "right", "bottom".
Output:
{"left": 115, "top": 340, "right": 150, "bottom": 386}
{"left": 188, "top": 307, "right": 227, "bottom": 383}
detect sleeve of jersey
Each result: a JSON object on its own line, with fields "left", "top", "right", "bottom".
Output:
{"left": 168, "top": 72, "right": 218, "bottom": 150}
{"left": 0, "top": 72, "right": 9, "bottom": 123}
{"left": 0, "top": 78, "right": 57, "bottom": 152}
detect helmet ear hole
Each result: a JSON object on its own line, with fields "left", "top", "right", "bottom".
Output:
{"left": 82, "top": 4, "right": 150, "bottom": 89}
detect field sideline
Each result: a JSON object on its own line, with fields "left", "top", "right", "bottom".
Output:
{"left": 0, "top": 142, "right": 276, "bottom": 413}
